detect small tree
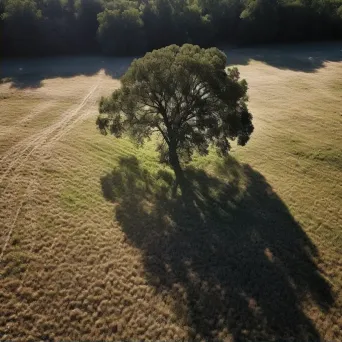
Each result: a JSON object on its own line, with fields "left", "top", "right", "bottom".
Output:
{"left": 97, "top": 44, "right": 253, "bottom": 184}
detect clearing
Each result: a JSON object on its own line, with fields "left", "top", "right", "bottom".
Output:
{"left": 0, "top": 43, "right": 341, "bottom": 341}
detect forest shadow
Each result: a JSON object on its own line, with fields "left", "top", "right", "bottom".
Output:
{"left": 0, "top": 55, "right": 134, "bottom": 89}
{"left": 1, "top": 43, "right": 341, "bottom": 89}
{"left": 101, "top": 155, "right": 334, "bottom": 341}
{"left": 225, "top": 42, "right": 342, "bottom": 72}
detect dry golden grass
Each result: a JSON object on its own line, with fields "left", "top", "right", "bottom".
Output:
{"left": 0, "top": 46, "right": 341, "bottom": 341}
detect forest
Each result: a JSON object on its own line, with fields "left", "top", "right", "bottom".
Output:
{"left": 1, "top": 0, "right": 342, "bottom": 56}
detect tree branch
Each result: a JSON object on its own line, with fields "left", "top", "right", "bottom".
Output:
{"left": 155, "top": 123, "right": 170, "bottom": 145}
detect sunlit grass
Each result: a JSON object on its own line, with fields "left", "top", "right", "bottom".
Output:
{"left": 0, "top": 44, "right": 341, "bottom": 341}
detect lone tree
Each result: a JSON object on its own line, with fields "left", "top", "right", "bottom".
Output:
{"left": 97, "top": 44, "right": 253, "bottom": 184}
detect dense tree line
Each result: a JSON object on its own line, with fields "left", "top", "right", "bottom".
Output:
{"left": 1, "top": 0, "right": 342, "bottom": 56}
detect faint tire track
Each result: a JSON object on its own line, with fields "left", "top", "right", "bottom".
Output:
{"left": 0, "top": 82, "right": 99, "bottom": 187}
{"left": 0, "top": 77, "right": 101, "bottom": 259}
{"left": 19, "top": 100, "right": 57, "bottom": 125}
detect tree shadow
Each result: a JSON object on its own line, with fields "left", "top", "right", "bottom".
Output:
{"left": 225, "top": 42, "right": 342, "bottom": 72}
{"left": 100, "top": 156, "right": 334, "bottom": 341}
{"left": 0, "top": 55, "right": 135, "bottom": 89}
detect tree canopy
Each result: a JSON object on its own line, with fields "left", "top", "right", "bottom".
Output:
{"left": 97, "top": 6, "right": 146, "bottom": 55}
{"left": 1, "top": 0, "right": 342, "bottom": 57}
{"left": 97, "top": 44, "right": 254, "bottom": 182}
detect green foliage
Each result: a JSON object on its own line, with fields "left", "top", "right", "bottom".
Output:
{"left": 97, "top": 6, "right": 145, "bottom": 55}
{"left": 97, "top": 45, "right": 253, "bottom": 177}
{"left": 199, "top": 0, "right": 243, "bottom": 41}
{"left": 1, "top": 0, "right": 342, "bottom": 56}
{"left": 1, "top": 0, "right": 42, "bottom": 21}
{"left": 1, "top": 0, "right": 43, "bottom": 55}
{"left": 239, "top": 0, "right": 279, "bottom": 43}
{"left": 76, "top": 0, "right": 102, "bottom": 51}
{"left": 179, "top": 3, "right": 213, "bottom": 45}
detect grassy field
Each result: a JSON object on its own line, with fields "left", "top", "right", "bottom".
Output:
{"left": 0, "top": 43, "right": 341, "bottom": 341}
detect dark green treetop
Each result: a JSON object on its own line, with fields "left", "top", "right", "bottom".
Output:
{"left": 97, "top": 44, "right": 254, "bottom": 180}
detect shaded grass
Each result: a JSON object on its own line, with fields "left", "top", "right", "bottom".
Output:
{"left": 101, "top": 155, "right": 334, "bottom": 341}
{"left": 225, "top": 41, "right": 342, "bottom": 73}
{"left": 1, "top": 56, "right": 134, "bottom": 89}
{"left": 0, "top": 43, "right": 341, "bottom": 341}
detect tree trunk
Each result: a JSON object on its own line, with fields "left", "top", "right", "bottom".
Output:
{"left": 169, "top": 144, "right": 184, "bottom": 196}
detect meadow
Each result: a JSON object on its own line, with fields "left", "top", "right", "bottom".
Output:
{"left": 0, "top": 43, "right": 341, "bottom": 341}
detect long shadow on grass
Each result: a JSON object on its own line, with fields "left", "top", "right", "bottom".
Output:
{"left": 225, "top": 42, "right": 342, "bottom": 72}
{"left": 0, "top": 56, "right": 134, "bottom": 89}
{"left": 2, "top": 43, "right": 342, "bottom": 89}
{"left": 101, "top": 156, "right": 334, "bottom": 341}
